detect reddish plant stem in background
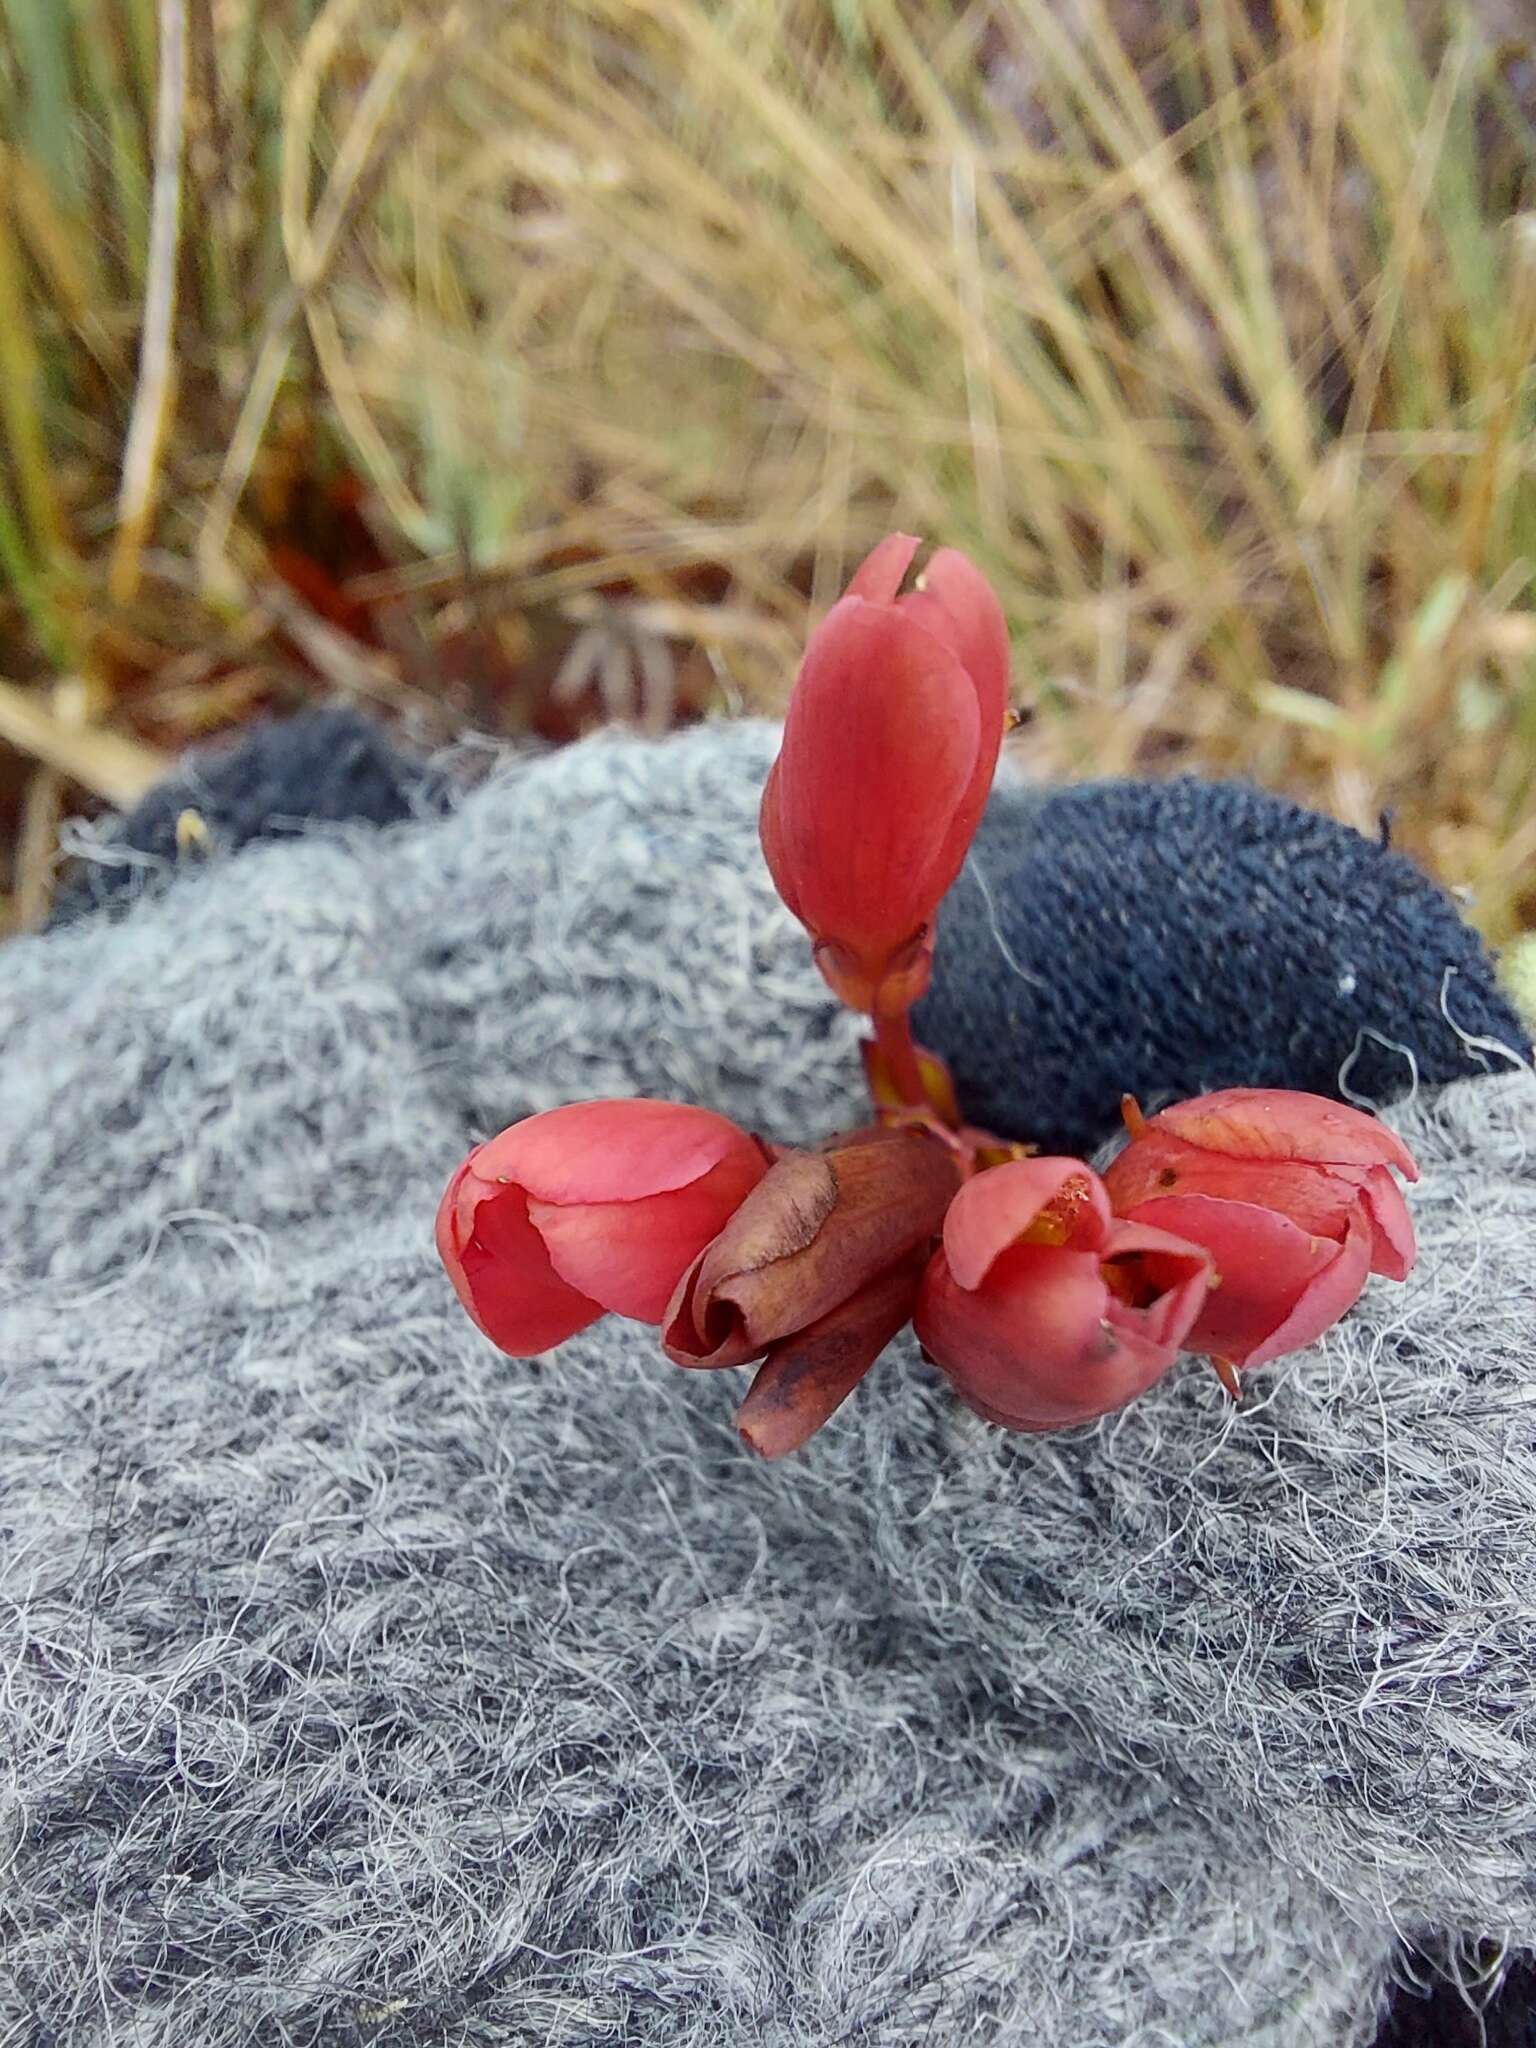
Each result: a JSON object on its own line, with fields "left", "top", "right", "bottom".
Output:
{"left": 873, "top": 1005, "right": 929, "bottom": 1111}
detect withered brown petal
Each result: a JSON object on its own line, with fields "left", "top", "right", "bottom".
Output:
{"left": 696, "top": 1129, "right": 957, "bottom": 1354}
{"left": 660, "top": 1151, "right": 839, "bottom": 1367}
{"left": 735, "top": 1252, "right": 925, "bottom": 1460}
{"left": 661, "top": 1243, "right": 768, "bottom": 1368}
{"left": 699, "top": 1149, "right": 839, "bottom": 1284}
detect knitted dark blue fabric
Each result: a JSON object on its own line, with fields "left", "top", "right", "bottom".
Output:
{"left": 49, "top": 707, "right": 436, "bottom": 926}
{"left": 1374, "top": 1953, "right": 1536, "bottom": 2048}
{"left": 913, "top": 774, "right": 1530, "bottom": 1155}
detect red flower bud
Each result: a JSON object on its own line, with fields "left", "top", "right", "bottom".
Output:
{"left": 436, "top": 1099, "right": 769, "bottom": 1356}
{"left": 1102, "top": 1088, "right": 1418, "bottom": 1373}
{"left": 914, "top": 1158, "right": 1213, "bottom": 1431}
{"left": 760, "top": 533, "right": 1009, "bottom": 1015}
{"left": 662, "top": 1126, "right": 960, "bottom": 1371}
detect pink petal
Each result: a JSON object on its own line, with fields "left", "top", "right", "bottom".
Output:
{"left": 941, "top": 1158, "right": 1111, "bottom": 1290}
{"left": 445, "top": 1182, "right": 602, "bottom": 1356}
{"left": 529, "top": 1146, "right": 766, "bottom": 1323}
{"left": 1126, "top": 1192, "right": 1351, "bottom": 1368}
{"left": 1101, "top": 1129, "right": 1198, "bottom": 1214}
{"left": 434, "top": 1156, "right": 481, "bottom": 1267}
{"left": 898, "top": 551, "right": 1010, "bottom": 898}
{"left": 916, "top": 1243, "right": 1176, "bottom": 1431}
{"left": 1239, "top": 1205, "right": 1374, "bottom": 1370}
{"left": 476, "top": 1100, "right": 763, "bottom": 1207}
{"left": 1152, "top": 1088, "right": 1419, "bottom": 1181}
{"left": 757, "top": 756, "right": 801, "bottom": 922}
{"left": 1351, "top": 1163, "right": 1417, "bottom": 1281}
{"left": 902, "top": 550, "right": 1010, "bottom": 730}
{"left": 1099, "top": 1218, "right": 1214, "bottom": 1352}
{"left": 844, "top": 532, "right": 921, "bottom": 603}
{"left": 919, "top": 1239, "right": 1107, "bottom": 1372}
{"left": 768, "top": 597, "right": 981, "bottom": 960}
{"left": 1104, "top": 1132, "right": 1358, "bottom": 1242}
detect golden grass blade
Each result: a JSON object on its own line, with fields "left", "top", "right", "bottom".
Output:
{"left": 14, "top": 760, "right": 63, "bottom": 928}
{"left": 0, "top": 675, "right": 169, "bottom": 803}
{"left": 111, "top": 0, "right": 188, "bottom": 604}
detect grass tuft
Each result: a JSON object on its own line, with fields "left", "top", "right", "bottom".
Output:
{"left": 0, "top": 0, "right": 1533, "bottom": 943}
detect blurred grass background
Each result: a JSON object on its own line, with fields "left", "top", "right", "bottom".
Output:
{"left": 1, "top": 0, "right": 1533, "bottom": 989}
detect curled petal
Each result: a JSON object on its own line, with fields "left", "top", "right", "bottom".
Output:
{"left": 845, "top": 531, "right": 921, "bottom": 603}
{"left": 1127, "top": 1192, "right": 1368, "bottom": 1370}
{"left": 1099, "top": 1218, "right": 1214, "bottom": 1353}
{"left": 1151, "top": 1088, "right": 1419, "bottom": 1182}
{"left": 476, "top": 1098, "right": 763, "bottom": 1206}
{"left": 916, "top": 1242, "right": 1177, "bottom": 1432}
{"left": 735, "top": 1251, "right": 925, "bottom": 1460}
{"left": 1237, "top": 1205, "right": 1373, "bottom": 1369}
{"left": 663, "top": 1130, "right": 959, "bottom": 1367}
{"left": 529, "top": 1146, "right": 767, "bottom": 1324}
{"left": 1351, "top": 1163, "right": 1417, "bottom": 1281}
{"left": 436, "top": 1176, "right": 602, "bottom": 1357}
{"left": 664, "top": 1246, "right": 765, "bottom": 1370}
{"left": 941, "top": 1157, "right": 1112, "bottom": 1290}
{"left": 1104, "top": 1133, "right": 1363, "bottom": 1243}
{"left": 663, "top": 1147, "right": 841, "bottom": 1369}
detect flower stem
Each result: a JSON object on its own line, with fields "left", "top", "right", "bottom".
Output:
{"left": 872, "top": 1006, "right": 928, "bottom": 1111}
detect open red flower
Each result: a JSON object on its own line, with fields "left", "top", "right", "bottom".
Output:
{"left": 759, "top": 533, "right": 1009, "bottom": 1017}
{"left": 914, "top": 1158, "right": 1213, "bottom": 1431}
{"left": 436, "top": 1099, "right": 768, "bottom": 1356}
{"left": 1102, "top": 1088, "right": 1418, "bottom": 1374}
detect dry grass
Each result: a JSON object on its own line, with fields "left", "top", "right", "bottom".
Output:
{"left": 1, "top": 0, "right": 1534, "bottom": 951}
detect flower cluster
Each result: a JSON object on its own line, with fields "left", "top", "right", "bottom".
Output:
{"left": 437, "top": 537, "right": 1419, "bottom": 1456}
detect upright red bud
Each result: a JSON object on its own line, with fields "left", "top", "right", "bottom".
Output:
{"left": 760, "top": 534, "right": 1010, "bottom": 1016}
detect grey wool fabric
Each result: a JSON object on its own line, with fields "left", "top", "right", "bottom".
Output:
{"left": 1, "top": 722, "right": 1532, "bottom": 2046}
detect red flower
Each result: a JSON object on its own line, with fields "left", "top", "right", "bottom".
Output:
{"left": 662, "top": 1126, "right": 961, "bottom": 1456}
{"left": 436, "top": 1100, "right": 769, "bottom": 1356}
{"left": 759, "top": 533, "right": 1009, "bottom": 1017}
{"left": 914, "top": 1158, "right": 1213, "bottom": 1431}
{"left": 1101, "top": 1088, "right": 1418, "bottom": 1374}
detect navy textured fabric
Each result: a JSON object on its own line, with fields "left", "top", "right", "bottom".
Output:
{"left": 1374, "top": 1953, "right": 1536, "bottom": 2048}
{"left": 914, "top": 774, "right": 1530, "bottom": 1155}
{"left": 49, "top": 707, "right": 437, "bottom": 925}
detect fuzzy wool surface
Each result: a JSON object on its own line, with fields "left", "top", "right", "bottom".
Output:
{"left": 1, "top": 722, "right": 1530, "bottom": 2046}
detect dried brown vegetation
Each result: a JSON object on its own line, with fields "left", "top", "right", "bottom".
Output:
{"left": 1, "top": 0, "right": 1533, "bottom": 972}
